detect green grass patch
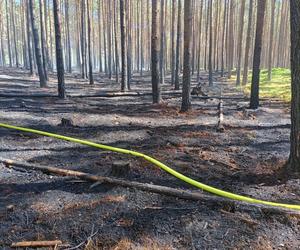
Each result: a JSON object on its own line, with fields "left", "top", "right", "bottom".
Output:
{"left": 233, "top": 68, "right": 291, "bottom": 102}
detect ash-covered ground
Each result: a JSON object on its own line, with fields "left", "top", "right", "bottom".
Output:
{"left": 0, "top": 68, "right": 299, "bottom": 249}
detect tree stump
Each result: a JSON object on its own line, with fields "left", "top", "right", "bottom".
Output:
{"left": 110, "top": 161, "right": 131, "bottom": 178}
{"left": 60, "top": 118, "right": 74, "bottom": 127}
{"left": 216, "top": 101, "right": 225, "bottom": 132}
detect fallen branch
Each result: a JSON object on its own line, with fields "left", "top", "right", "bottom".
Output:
{"left": 1, "top": 158, "right": 299, "bottom": 215}
{"left": 11, "top": 240, "right": 62, "bottom": 248}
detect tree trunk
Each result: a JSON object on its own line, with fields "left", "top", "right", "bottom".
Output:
{"left": 151, "top": 0, "right": 161, "bottom": 104}
{"left": 227, "top": 0, "right": 234, "bottom": 79}
{"left": 250, "top": 0, "right": 266, "bottom": 109}
{"left": 87, "top": 0, "right": 94, "bottom": 85}
{"left": 53, "top": 0, "right": 66, "bottom": 99}
{"left": 26, "top": 0, "right": 34, "bottom": 75}
{"left": 208, "top": 0, "right": 213, "bottom": 86}
{"left": 81, "top": 0, "right": 86, "bottom": 79}
{"left": 11, "top": 1, "right": 19, "bottom": 68}
{"left": 197, "top": 0, "right": 204, "bottom": 80}
{"left": 48, "top": 0, "right": 53, "bottom": 70}
{"left": 126, "top": 0, "right": 132, "bottom": 89}
{"left": 120, "top": 0, "right": 128, "bottom": 92}
{"left": 65, "top": 0, "right": 72, "bottom": 73}
{"left": 159, "top": 0, "right": 165, "bottom": 85}
{"left": 267, "top": 0, "right": 276, "bottom": 81}
{"left": 113, "top": 0, "right": 119, "bottom": 83}
{"left": 98, "top": 0, "right": 102, "bottom": 72}
{"left": 5, "top": 0, "right": 12, "bottom": 67}
{"left": 242, "top": 0, "right": 254, "bottom": 85}
{"left": 140, "top": 0, "right": 144, "bottom": 76}
{"left": 289, "top": 0, "right": 300, "bottom": 170}
{"left": 0, "top": 9, "right": 5, "bottom": 67}
{"left": 29, "top": 0, "right": 47, "bottom": 87}
{"left": 174, "top": 0, "right": 182, "bottom": 90}
{"left": 221, "top": 0, "right": 228, "bottom": 77}
{"left": 236, "top": 0, "right": 246, "bottom": 86}
{"left": 171, "top": 0, "right": 176, "bottom": 85}
{"left": 107, "top": 2, "right": 112, "bottom": 79}
{"left": 181, "top": 0, "right": 193, "bottom": 112}
{"left": 39, "top": 0, "right": 48, "bottom": 80}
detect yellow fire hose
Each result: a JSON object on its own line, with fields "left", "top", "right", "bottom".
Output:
{"left": 0, "top": 122, "right": 299, "bottom": 211}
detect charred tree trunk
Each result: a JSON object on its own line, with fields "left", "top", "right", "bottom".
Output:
{"left": 120, "top": 0, "right": 128, "bottom": 91}
{"left": 53, "top": 0, "right": 66, "bottom": 99}
{"left": 181, "top": 0, "right": 193, "bottom": 112}
{"left": 289, "top": 0, "right": 300, "bottom": 170}
{"left": 87, "top": 0, "right": 94, "bottom": 85}
{"left": 29, "top": 0, "right": 47, "bottom": 87}
{"left": 151, "top": 0, "right": 161, "bottom": 104}
{"left": 250, "top": 0, "right": 266, "bottom": 109}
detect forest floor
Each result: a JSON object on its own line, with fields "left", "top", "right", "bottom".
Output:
{"left": 0, "top": 68, "right": 299, "bottom": 250}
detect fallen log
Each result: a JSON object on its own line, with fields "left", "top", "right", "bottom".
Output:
{"left": 11, "top": 240, "right": 62, "bottom": 248}
{"left": 1, "top": 158, "right": 299, "bottom": 215}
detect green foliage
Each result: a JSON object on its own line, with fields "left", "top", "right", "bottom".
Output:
{"left": 237, "top": 68, "right": 291, "bottom": 102}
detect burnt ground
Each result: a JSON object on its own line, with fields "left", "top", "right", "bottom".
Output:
{"left": 0, "top": 67, "right": 299, "bottom": 250}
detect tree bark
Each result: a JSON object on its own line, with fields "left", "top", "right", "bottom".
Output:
{"left": 289, "top": 0, "right": 300, "bottom": 170}
{"left": 250, "top": 0, "right": 266, "bottom": 109}
{"left": 29, "top": 0, "right": 47, "bottom": 87}
{"left": 180, "top": 0, "right": 193, "bottom": 112}
{"left": 53, "top": 0, "right": 66, "bottom": 99}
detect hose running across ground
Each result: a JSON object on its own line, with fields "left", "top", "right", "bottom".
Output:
{"left": 0, "top": 122, "right": 299, "bottom": 211}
